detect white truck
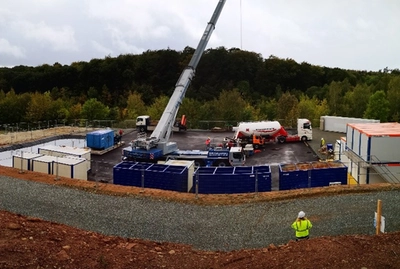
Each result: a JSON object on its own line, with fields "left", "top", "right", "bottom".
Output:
{"left": 136, "top": 115, "right": 187, "bottom": 133}
{"left": 232, "top": 119, "right": 312, "bottom": 148}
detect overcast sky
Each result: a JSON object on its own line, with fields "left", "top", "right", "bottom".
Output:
{"left": 1, "top": 0, "right": 399, "bottom": 71}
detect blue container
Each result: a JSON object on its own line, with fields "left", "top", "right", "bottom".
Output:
{"left": 113, "top": 162, "right": 189, "bottom": 192}
{"left": 310, "top": 162, "right": 332, "bottom": 187}
{"left": 327, "top": 161, "right": 348, "bottom": 185}
{"left": 310, "top": 161, "right": 348, "bottom": 187}
{"left": 86, "top": 129, "right": 114, "bottom": 150}
{"left": 253, "top": 165, "right": 271, "bottom": 174}
{"left": 194, "top": 165, "right": 271, "bottom": 194}
{"left": 143, "top": 164, "right": 188, "bottom": 192}
{"left": 195, "top": 167, "right": 217, "bottom": 174}
{"left": 279, "top": 163, "right": 309, "bottom": 190}
{"left": 214, "top": 167, "right": 234, "bottom": 174}
{"left": 113, "top": 161, "right": 140, "bottom": 185}
{"left": 234, "top": 166, "right": 253, "bottom": 174}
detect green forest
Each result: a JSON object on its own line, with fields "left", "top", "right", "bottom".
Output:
{"left": 0, "top": 46, "right": 399, "bottom": 129}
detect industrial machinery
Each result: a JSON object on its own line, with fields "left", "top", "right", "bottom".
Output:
{"left": 233, "top": 119, "right": 313, "bottom": 147}
{"left": 122, "top": 0, "right": 245, "bottom": 166}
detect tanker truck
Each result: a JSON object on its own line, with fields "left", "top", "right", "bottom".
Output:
{"left": 232, "top": 119, "right": 312, "bottom": 148}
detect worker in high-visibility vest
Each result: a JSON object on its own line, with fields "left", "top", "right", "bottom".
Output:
{"left": 291, "top": 211, "right": 313, "bottom": 241}
{"left": 320, "top": 137, "right": 325, "bottom": 148}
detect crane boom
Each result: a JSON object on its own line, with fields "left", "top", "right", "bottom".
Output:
{"left": 132, "top": 0, "right": 226, "bottom": 154}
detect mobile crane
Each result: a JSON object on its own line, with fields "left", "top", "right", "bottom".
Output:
{"left": 122, "top": 0, "right": 245, "bottom": 167}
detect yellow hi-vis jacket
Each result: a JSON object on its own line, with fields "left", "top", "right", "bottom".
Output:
{"left": 291, "top": 219, "right": 312, "bottom": 238}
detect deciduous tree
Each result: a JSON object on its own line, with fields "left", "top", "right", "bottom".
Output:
{"left": 277, "top": 92, "right": 299, "bottom": 127}
{"left": 387, "top": 76, "right": 400, "bottom": 121}
{"left": 146, "top": 95, "right": 169, "bottom": 119}
{"left": 25, "top": 92, "right": 52, "bottom": 122}
{"left": 364, "top": 90, "right": 390, "bottom": 121}
{"left": 81, "top": 98, "right": 110, "bottom": 121}
{"left": 126, "top": 91, "right": 146, "bottom": 120}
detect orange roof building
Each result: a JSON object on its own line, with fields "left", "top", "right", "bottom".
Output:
{"left": 346, "top": 122, "right": 400, "bottom": 184}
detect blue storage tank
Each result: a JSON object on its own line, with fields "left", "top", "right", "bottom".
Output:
{"left": 279, "top": 163, "right": 310, "bottom": 190}
{"left": 86, "top": 129, "right": 114, "bottom": 150}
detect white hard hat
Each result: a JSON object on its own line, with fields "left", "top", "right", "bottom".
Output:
{"left": 298, "top": 211, "right": 305, "bottom": 218}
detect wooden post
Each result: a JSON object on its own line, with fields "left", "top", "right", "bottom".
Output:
{"left": 376, "top": 199, "right": 382, "bottom": 235}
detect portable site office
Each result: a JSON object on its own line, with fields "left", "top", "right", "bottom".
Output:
{"left": 31, "top": 155, "right": 87, "bottom": 180}
{"left": 38, "top": 144, "right": 91, "bottom": 171}
{"left": 346, "top": 122, "right": 400, "bottom": 184}
{"left": 12, "top": 152, "right": 43, "bottom": 171}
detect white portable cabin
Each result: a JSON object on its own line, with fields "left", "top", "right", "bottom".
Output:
{"left": 164, "top": 160, "right": 195, "bottom": 192}
{"left": 32, "top": 155, "right": 87, "bottom": 180}
{"left": 320, "top": 116, "right": 380, "bottom": 133}
{"left": 12, "top": 152, "right": 43, "bottom": 171}
{"left": 334, "top": 137, "right": 348, "bottom": 162}
{"left": 345, "top": 122, "right": 400, "bottom": 184}
{"left": 38, "top": 145, "right": 91, "bottom": 171}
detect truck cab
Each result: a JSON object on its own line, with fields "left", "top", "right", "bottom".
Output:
{"left": 136, "top": 115, "right": 151, "bottom": 132}
{"left": 227, "top": 146, "right": 246, "bottom": 166}
{"left": 136, "top": 115, "right": 187, "bottom": 133}
{"left": 297, "top": 118, "right": 313, "bottom": 141}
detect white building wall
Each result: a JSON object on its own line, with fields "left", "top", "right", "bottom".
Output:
{"left": 334, "top": 138, "right": 349, "bottom": 163}
{"left": 350, "top": 162, "right": 359, "bottom": 183}
{"left": 56, "top": 160, "right": 87, "bottom": 180}
{"left": 369, "top": 167, "right": 395, "bottom": 184}
{"left": 370, "top": 136, "right": 400, "bottom": 161}
{"left": 32, "top": 159, "right": 52, "bottom": 175}
{"left": 352, "top": 128, "right": 361, "bottom": 154}
{"left": 322, "top": 116, "right": 379, "bottom": 133}
{"left": 358, "top": 166, "right": 368, "bottom": 184}
{"left": 346, "top": 127, "right": 353, "bottom": 150}
{"left": 359, "top": 133, "right": 369, "bottom": 160}
{"left": 72, "top": 162, "right": 88, "bottom": 180}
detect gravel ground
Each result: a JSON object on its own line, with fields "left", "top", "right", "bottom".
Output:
{"left": 1, "top": 175, "right": 400, "bottom": 251}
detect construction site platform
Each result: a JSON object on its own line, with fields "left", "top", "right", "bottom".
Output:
{"left": 90, "top": 141, "right": 126, "bottom": 155}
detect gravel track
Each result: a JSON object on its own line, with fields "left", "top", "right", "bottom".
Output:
{"left": 1, "top": 175, "right": 400, "bottom": 251}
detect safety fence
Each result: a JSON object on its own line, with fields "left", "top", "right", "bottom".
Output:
{"left": 1, "top": 119, "right": 118, "bottom": 132}
{"left": 0, "top": 126, "right": 91, "bottom": 146}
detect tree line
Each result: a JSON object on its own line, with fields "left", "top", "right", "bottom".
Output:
{"left": 0, "top": 46, "right": 399, "bottom": 128}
